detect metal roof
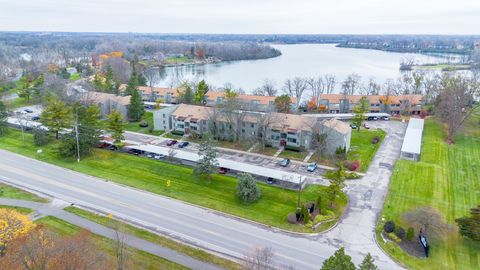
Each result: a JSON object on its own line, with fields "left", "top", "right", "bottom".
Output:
{"left": 127, "top": 144, "right": 305, "bottom": 184}
{"left": 401, "top": 118, "right": 425, "bottom": 155}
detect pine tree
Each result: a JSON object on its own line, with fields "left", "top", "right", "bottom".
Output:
{"left": 321, "top": 247, "right": 356, "bottom": 270}
{"left": 128, "top": 89, "right": 144, "bottom": 122}
{"left": 0, "top": 101, "right": 7, "bottom": 136}
{"left": 194, "top": 136, "right": 218, "bottom": 182}
{"left": 178, "top": 83, "right": 195, "bottom": 104}
{"left": 106, "top": 110, "right": 126, "bottom": 147}
{"left": 327, "top": 164, "right": 346, "bottom": 207}
{"left": 40, "top": 97, "right": 72, "bottom": 139}
{"left": 358, "top": 253, "right": 378, "bottom": 270}
{"left": 315, "top": 195, "right": 322, "bottom": 215}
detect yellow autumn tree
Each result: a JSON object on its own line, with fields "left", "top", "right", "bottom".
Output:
{"left": 0, "top": 209, "right": 35, "bottom": 256}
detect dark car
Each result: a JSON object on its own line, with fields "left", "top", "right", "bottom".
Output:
{"left": 218, "top": 167, "right": 230, "bottom": 174}
{"left": 367, "top": 116, "right": 378, "bottom": 121}
{"left": 178, "top": 141, "right": 189, "bottom": 148}
{"left": 266, "top": 177, "right": 276, "bottom": 184}
{"left": 108, "top": 145, "right": 118, "bottom": 151}
{"left": 96, "top": 142, "right": 110, "bottom": 148}
{"left": 23, "top": 108, "right": 33, "bottom": 113}
{"left": 31, "top": 115, "right": 40, "bottom": 121}
{"left": 166, "top": 140, "right": 178, "bottom": 146}
{"left": 127, "top": 148, "right": 144, "bottom": 156}
{"left": 278, "top": 158, "right": 290, "bottom": 167}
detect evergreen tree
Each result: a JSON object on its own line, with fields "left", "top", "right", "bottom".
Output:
{"left": 321, "top": 247, "right": 356, "bottom": 270}
{"left": 103, "top": 65, "right": 115, "bottom": 93}
{"left": 236, "top": 173, "right": 261, "bottom": 203}
{"left": 326, "top": 164, "right": 346, "bottom": 207}
{"left": 0, "top": 101, "right": 7, "bottom": 136}
{"left": 274, "top": 94, "right": 291, "bottom": 113}
{"left": 456, "top": 205, "right": 480, "bottom": 241}
{"left": 178, "top": 82, "right": 195, "bottom": 104}
{"left": 106, "top": 110, "right": 126, "bottom": 147}
{"left": 358, "top": 253, "right": 378, "bottom": 270}
{"left": 194, "top": 136, "right": 218, "bottom": 182}
{"left": 195, "top": 80, "right": 209, "bottom": 105}
{"left": 128, "top": 90, "right": 144, "bottom": 122}
{"left": 351, "top": 96, "right": 369, "bottom": 132}
{"left": 33, "top": 128, "right": 50, "bottom": 146}
{"left": 40, "top": 97, "right": 71, "bottom": 139}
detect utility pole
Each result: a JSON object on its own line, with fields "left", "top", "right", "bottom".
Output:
{"left": 75, "top": 109, "right": 80, "bottom": 163}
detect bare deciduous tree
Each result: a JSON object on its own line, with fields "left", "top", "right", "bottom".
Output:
{"left": 341, "top": 73, "right": 361, "bottom": 96}
{"left": 436, "top": 74, "right": 478, "bottom": 143}
{"left": 323, "top": 74, "right": 336, "bottom": 94}
{"left": 306, "top": 76, "right": 325, "bottom": 108}
{"left": 243, "top": 246, "right": 275, "bottom": 270}
{"left": 283, "top": 77, "right": 307, "bottom": 109}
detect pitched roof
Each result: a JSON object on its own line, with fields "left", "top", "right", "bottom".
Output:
{"left": 319, "top": 94, "right": 423, "bottom": 105}
{"left": 170, "top": 104, "right": 349, "bottom": 134}
{"left": 87, "top": 92, "right": 131, "bottom": 106}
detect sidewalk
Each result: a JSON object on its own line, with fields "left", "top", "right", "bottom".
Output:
{"left": 0, "top": 198, "right": 224, "bottom": 270}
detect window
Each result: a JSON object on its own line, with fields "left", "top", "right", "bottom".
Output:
{"left": 163, "top": 114, "right": 166, "bottom": 117}
{"left": 251, "top": 123, "right": 254, "bottom": 128}
{"left": 163, "top": 120, "right": 165, "bottom": 124}
{"left": 287, "top": 138, "right": 297, "bottom": 143}
{"left": 242, "top": 129, "right": 245, "bottom": 133}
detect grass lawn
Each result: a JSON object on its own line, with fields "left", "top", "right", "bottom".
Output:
{"left": 348, "top": 128, "right": 386, "bottom": 172}
{"left": 65, "top": 206, "right": 240, "bottom": 270}
{"left": 278, "top": 149, "right": 308, "bottom": 161}
{"left": 216, "top": 140, "right": 254, "bottom": 151}
{"left": 378, "top": 119, "right": 480, "bottom": 270}
{"left": 0, "top": 128, "right": 347, "bottom": 233}
{"left": 37, "top": 216, "right": 188, "bottom": 270}
{"left": 0, "top": 183, "right": 48, "bottom": 202}
{"left": 0, "top": 205, "right": 33, "bottom": 214}
{"left": 124, "top": 111, "right": 165, "bottom": 136}
{"left": 164, "top": 56, "right": 193, "bottom": 65}
{"left": 252, "top": 146, "right": 278, "bottom": 156}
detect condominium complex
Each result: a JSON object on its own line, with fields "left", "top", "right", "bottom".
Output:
{"left": 154, "top": 104, "right": 351, "bottom": 153}
{"left": 318, "top": 94, "right": 424, "bottom": 115}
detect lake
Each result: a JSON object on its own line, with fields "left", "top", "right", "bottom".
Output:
{"left": 153, "top": 44, "right": 447, "bottom": 92}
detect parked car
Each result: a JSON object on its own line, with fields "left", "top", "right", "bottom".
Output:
{"left": 178, "top": 141, "right": 189, "bottom": 148}
{"left": 367, "top": 116, "right": 378, "bottom": 121}
{"left": 23, "top": 108, "right": 33, "bottom": 113}
{"left": 166, "top": 140, "right": 178, "bottom": 146}
{"left": 127, "top": 149, "right": 143, "bottom": 156}
{"left": 307, "top": 162, "right": 318, "bottom": 172}
{"left": 278, "top": 158, "right": 290, "bottom": 167}
{"left": 364, "top": 123, "right": 370, "bottom": 129}
{"left": 381, "top": 116, "right": 390, "bottom": 121}
{"left": 350, "top": 124, "right": 358, "bottom": 129}
{"left": 139, "top": 121, "right": 148, "bottom": 128}
{"left": 146, "top": 153, "right": 155, "bottom": 158}
{"left": 218, "top": 167, "right": 230, "bottom": 174}
{"left": 96, "top": 142, "right": 110, "bottom": 148}
{"left": 31, "top": 115, "right": 40, "bottom": 121}
{"left": 266, "top": 177, "right": 276, "bottom": 184}
{"left": 154, "top": 154, "right": 165, "bottom": 160}
{"left": 108, "top": 145, "right": 118, "bottom": 151}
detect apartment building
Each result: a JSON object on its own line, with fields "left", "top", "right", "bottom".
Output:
{"left": 318, "top": 94, "right": 423, "bottom": 115}
{"left": 153, "top": 104, "right": 351, "bottom": 153}
{"left": 84, "top": 92, "right": 131, "bottom": 119}
{"left": 121, "top": 85, "right": 296, "bottom": 112}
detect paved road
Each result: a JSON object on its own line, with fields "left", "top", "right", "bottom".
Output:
{"left": 0, "top": 121, "right": 406, "bottom": 270}
{"left": 0, "top": 198, "right": 222, "bottom": 270}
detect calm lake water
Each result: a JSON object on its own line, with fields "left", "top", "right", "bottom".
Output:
{"left": 153, "top": 44, "right": 447, "bottom": 92}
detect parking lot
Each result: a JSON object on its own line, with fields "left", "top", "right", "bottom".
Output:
{"left": 120, "top": 119, "right": 407, "bottom": 186}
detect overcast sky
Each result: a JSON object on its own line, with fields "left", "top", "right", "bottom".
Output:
{"left": 1, "top": 0, "right": 479, "bottom": 34}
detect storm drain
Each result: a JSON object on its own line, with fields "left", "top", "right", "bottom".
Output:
{"left": 379, "top": 162, "right": 393, "bottom": 170}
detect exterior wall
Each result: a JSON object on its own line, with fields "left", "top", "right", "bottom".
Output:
{"left": 98, "top": 100, "right": 128, "bottom": 120}
{"left": 401, "top": 151, "right": 419, "bottom": 161}
{"left": 153, "top": 106, "right": 178, "bottom": 131}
